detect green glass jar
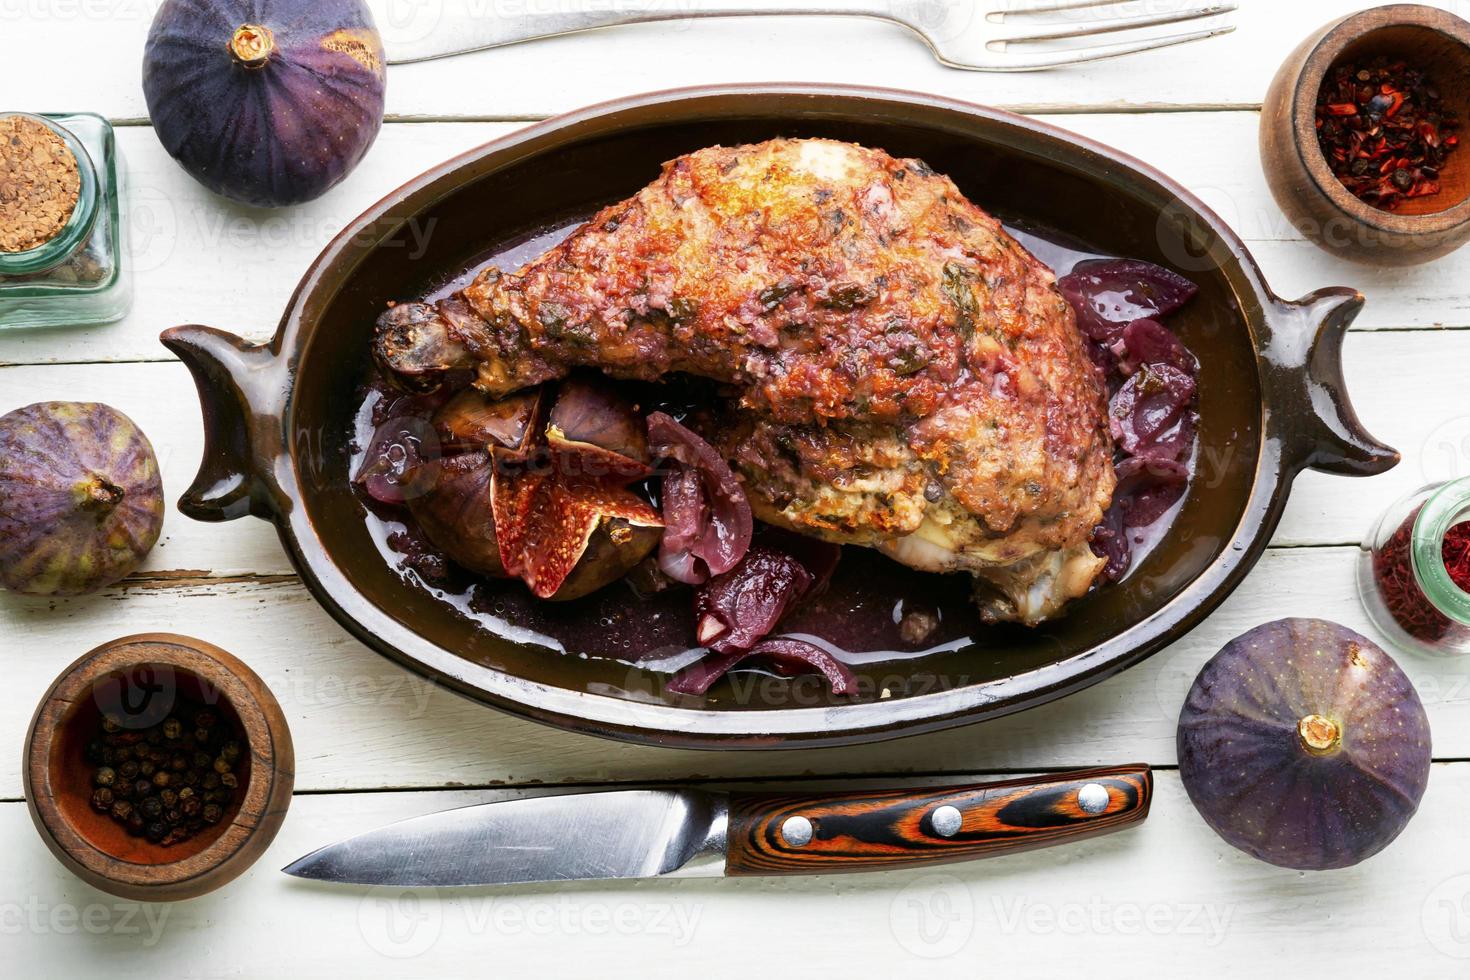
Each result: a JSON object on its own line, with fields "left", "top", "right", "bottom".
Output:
{"left": 1358, "top": 477, "right": 1470, "bottom": 656}
{"left": 0, "top": 112, "right": 131, "bottom": 329}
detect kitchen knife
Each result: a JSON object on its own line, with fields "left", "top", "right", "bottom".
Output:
{"left": 282, "top": 766, "right": 1150, "bottom": 885}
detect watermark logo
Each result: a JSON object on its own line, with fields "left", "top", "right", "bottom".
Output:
{"left": 1423, "top": 416, "right": 1470, "bottom": 484}
{"left": 0, "top": 898, "right": 170, "bottom": 947}
{"left": 991, "top": 896, "right": 1234, "bottom": 945}
{"left": 358, "top": 885, "right": 445, "bottom": 959}
{"left": 889, "top": 873, "right": 975, "bottom": 959}
{"left": 1423, "top": 874, "right": 1470, "bottom": 959}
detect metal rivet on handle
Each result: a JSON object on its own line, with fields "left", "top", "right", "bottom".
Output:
{"left": 781, "top": 815, "right": 814, "bottom": 847}
{"left": 1077, "top": 783, "right": 1110, "bottom": 814}
{"left": 931, "top": 804, "right": 963, "bottom": 838}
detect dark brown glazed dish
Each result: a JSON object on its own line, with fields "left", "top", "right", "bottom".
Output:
{"left": 162, "top": 85, "right": 1397, "bottom": 749}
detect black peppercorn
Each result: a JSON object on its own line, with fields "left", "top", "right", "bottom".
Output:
{"left": 87, "top": 693, "right": 242, "bottom": 847}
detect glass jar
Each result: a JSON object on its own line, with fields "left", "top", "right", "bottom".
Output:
{"left": 1358, "top": 477, "right": 1470, "bottom": 656}
{"left": 0, "top": 112, "right": 131, "bottom": 329}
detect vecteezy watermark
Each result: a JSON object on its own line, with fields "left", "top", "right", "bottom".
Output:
{"left": 0, "top": 898, "right": 171, "bottom": 947}
{"left": 1422, "top": 416, "right": 1470, "bottom": 484}
{"left": 989, "top": 896, "right": 1235, "bottom": 946}
{"left": 889, "top": 873, "right": 975, "bottom": 959}
{"left": 358, "top": 886, "right": 704, "bottom": 958}
{"left": 1423, "top": 873, "right": 1470, "bottom": 959}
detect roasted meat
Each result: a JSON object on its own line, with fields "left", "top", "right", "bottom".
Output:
{"left": 375, "top": 138, "right": 1116, "bottom": 623}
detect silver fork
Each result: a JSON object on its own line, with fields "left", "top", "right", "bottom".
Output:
{"left": 385, "top": 0, "right": 1239, "bottom": 71}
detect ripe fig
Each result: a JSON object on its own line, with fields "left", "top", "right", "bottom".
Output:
{"left": 0, "top": 403, "right": 164, "bottom": 596}
{"left": 142, "top": 0, "right": 387, "bottom": 207}
{"left": 1177, "top": 618, "right": 1431, "bottom": 870}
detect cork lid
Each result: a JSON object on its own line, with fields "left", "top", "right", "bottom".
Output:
{"left": 0, "top": 114, "right": 83, "bottom": 253}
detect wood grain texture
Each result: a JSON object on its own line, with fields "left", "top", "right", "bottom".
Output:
{"left": 1259, "top": 4, "right": 1470, "bottom": 266}
{"left": 0, "top": 0, "right": 1444, "bottom": 120}
{"left": 24, "top": 634, "right": 293, "bottom": 902}
{"left": 725, "top": 767, "right": 1151, "bottom": 876}
{"left": 9, "top": 769, "right": 1470, "bottom": 976}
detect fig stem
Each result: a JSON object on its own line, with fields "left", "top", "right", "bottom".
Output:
{"left": 229, "top": 24, "right": 275, "bottom": 68}
{"left": 79, "top": 475, "right": 124, "bottom": 514}
{"left": 1298, "top": 714, "right": 1342, "bottom": 755}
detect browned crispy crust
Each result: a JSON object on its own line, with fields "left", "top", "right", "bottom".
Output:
{"left": 376, "top": 138, "right": 1116, "bottom": 620}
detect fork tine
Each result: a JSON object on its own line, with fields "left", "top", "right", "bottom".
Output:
{"left": 990, "top": 24, "right": 1236, "bottom": 69}
{"left": 997, "top": 3, "right": 1237, "bottom": 44}
{"left": 993, "top": 0, "right": 1139, "bottom": 15}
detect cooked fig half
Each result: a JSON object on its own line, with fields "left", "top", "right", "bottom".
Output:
{"left": 409, "top": 378, "right": 662, "bottom": 600}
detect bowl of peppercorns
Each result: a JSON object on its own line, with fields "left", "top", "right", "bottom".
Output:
{"left": 24, "top": 633, "right": 293, "bottom": 901}
{"left": 1261, "top": 4, "right": 1470, "bottom": 265}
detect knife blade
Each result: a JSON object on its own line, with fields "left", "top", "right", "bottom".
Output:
{"left": 283, "top": 766, "right": 1151, "bottom": 886}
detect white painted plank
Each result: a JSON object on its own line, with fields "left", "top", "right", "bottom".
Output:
{"left": 1, "top": 1, "right": 1448, "bottom": 119}
{"left": 5, "top": 111, "right": 1469, "bottom": 367}
{"left": 8, "top": 770, "right": 1470, "bottom": 975}
{"left": 6, "top": 544, "right": 1470, "bottom": 799}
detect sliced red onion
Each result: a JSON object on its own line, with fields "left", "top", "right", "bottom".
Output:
{"left": 1110, "top": 363, "right": 1197, "bottom": 462}
{"left": 758, "top": 527, "right": 842, "bottom": 596}
{"left": 1058, "top": 259, "right": 1199, "bottom": 343}
{"left": 693, "top": 546, "right": 814, "bottom": 654}
{"left": 666, "top": 638, "right": 857, "bottom": 696}
{"left": 1114, "top": 318, "right": 1198, "bottom": 377}
{"left": 648, "top": 412, "right": 753, "bottom": 584}
{"left": 1090, "top": 505, "right": 1132, "bottom": 581}
{"left": 355, "top": 417, "right": 436, "bottom": 505}
{"left": 1091, "top": 457, "right": 1191, "bottom": 581}
{"left": 1115, "top": 456, "right": 1190, "bottom": 527}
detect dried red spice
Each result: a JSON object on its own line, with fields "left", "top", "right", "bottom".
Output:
{"left": 1371, "top": 507, "right": 1470, "bottom": 643}
{"left": 1315, "top": 57, "right": 1460, "bottom": 210}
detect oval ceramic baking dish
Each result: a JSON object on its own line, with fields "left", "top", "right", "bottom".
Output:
{"left": 162, "top": 85, "right": 1397, "bottom": 749}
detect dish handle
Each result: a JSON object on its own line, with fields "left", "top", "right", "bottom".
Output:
{"left": 1264, "top": 288, "right": 1399, "bottom": 477}
{"left": 160, "top": 325, "right": 288, "bottom": 522}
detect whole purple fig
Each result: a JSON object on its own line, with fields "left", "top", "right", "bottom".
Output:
{"left": 0, "top": 403, "right": 164, "bottom": 597}
{"left": 1178, "top": 618, "right": 1431, "bottom": 870}
{"left": 142, "top": 0, "right": 387, "bottom": 207}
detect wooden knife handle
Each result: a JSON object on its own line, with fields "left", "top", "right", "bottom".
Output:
{"left": 724, "top": 765, "right": 1151, "bottom": 876}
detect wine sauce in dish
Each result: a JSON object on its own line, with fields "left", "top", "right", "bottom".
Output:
{"left": 350, "top": 217, "right": 1199, "bottom": 684}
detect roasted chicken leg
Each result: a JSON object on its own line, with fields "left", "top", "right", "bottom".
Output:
{"left": 375, "top": 138, "right": 1116, "bottom": 623}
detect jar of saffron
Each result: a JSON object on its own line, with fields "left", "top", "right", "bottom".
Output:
{"left": 1359, "top": 477, "right": 1470, "bottom": 656}
{"left": 0, "top": 112, "right": 130, "bottom": 328}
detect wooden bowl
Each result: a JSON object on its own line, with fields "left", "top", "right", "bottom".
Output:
{"left": 24, "top": 634, "right": 293, "bottom": 902}
{"left": 1262, "top": 4, "right": 1470, "bottom": 266}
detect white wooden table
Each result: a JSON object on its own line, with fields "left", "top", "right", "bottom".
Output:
{"left": 9, "top": 1, "right": 1470, "bottom": 974}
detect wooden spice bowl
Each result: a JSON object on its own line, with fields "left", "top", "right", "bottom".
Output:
{"left": 24, "top": 634, "right": 293, "bottom": 902}
{"left": 1261, "top": 4, "right": 1470, "bottom": 266}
